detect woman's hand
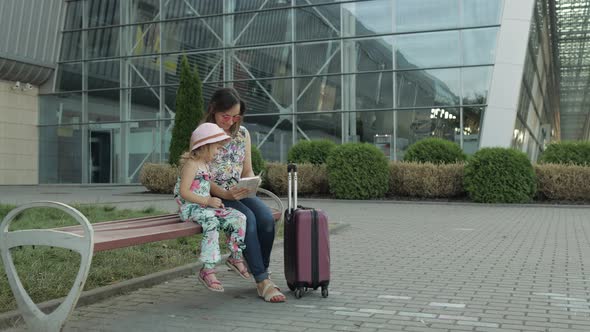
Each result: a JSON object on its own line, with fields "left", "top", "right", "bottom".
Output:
{"left": 207, "top": 197, "right": 224, "bottom": 208}
{"left": 224, "top": 187, "right": 251, "bottom": 201}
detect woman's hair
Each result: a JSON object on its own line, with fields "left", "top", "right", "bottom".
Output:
{"left": 204, "top": 87, "right": 247, "bottom": 136}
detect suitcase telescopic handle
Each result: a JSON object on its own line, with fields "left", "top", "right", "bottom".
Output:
{"left": 287, "top": 163, "right": 298, "bottom": 212}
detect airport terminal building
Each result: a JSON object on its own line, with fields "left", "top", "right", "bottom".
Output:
{"left": 1, "top": 0, "right": 588, "bottom": 184}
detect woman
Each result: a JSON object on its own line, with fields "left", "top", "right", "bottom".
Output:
{"left": 206, "top": 87, "right": 286, "bottom": 303}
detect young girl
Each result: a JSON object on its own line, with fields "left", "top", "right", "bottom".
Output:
{"left": 173, "top": 122, "right": 249, "bottom": 292}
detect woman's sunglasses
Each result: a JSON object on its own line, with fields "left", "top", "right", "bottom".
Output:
{"left": 220, "top": 114, "right": 242, "bottom": 121}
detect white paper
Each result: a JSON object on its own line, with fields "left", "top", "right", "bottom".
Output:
{"left": 235, "top": 176, "right": 261, "bottom": 197}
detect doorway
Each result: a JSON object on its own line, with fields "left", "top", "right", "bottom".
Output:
{"left": 90, "top": 131, "right": 112, "bottom": 183}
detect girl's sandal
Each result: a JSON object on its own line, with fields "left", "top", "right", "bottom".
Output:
{"left": 198, "top": 269, "right": 224, "bottom": 292}
{"left": 226, "top": 257, "right": 250, "bottom": 279}
{"left": 257, "top": 281, "right": 286, "bottom": 303}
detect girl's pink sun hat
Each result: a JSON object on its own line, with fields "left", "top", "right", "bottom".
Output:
{"left": 190, "top": 123, "right": 231, "bottom": 151}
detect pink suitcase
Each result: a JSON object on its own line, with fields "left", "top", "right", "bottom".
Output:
{"left": 284, "top": 164, "right": 330, "bottom": 298}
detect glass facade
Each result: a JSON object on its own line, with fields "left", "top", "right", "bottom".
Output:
{"left": 512, "top": 0, "right": 559, "bottom": 161}
{"left": 40, "top": 0, "right": 502, "bottom": 183}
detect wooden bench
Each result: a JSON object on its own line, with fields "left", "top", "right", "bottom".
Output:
{"left": 0, "top": 188, "right": 284, "bottom": 332}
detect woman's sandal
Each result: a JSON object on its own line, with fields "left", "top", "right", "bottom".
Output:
{"left": 257, "top": 281, "right": 286, "bottom": 303}
{"left": 226, "top": 257, "right": 250, "bottom": 279}
{"left": 198, "top": 269, "right": 224, "bottom": 292}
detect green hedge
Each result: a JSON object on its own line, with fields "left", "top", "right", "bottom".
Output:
{"left": 404, "top": 138, "right": 466, "bottom": 164}
{"left": 327, "top": 143, "right": 389, "bottom": 199}
{"left": 539, "top": 141, "right": 590, "bottom": 166}
{"left": 251, "top": 145, "right": 266, "bottom": 175}
{"left": 288, "top": 139, "right": 337, "bottom": 165}
{"left": 389, "top": 161, "right": 464, "bottom": 198}
{"left": 464, "top": 148, "right": 536, "bottom": 203}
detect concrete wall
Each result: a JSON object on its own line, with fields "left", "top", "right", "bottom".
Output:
{"left": 0, "top": 79, "right": 39, "bottom": 184}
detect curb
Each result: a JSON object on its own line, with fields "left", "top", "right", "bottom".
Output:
{"left": 0, "top": 222, "right": 350, "bottom": 330}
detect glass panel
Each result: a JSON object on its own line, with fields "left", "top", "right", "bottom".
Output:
{"left": 296, "top": 4, "right": 340, "bottom": 41}
{"left": 165, "top": 82, "right": 224, "bottom": 114}
{"left": 462, "top": 66, "right": 492, "bottom": 105}
{"left": 64, "top": 0, "right": 84, "bottom": 30}
{"left": 396, "top": 108, "right": 460, "bottom": 160}
{"left": 130, "top": 23, "right": 162, "bottom": 55}
{"left": 234, "top": 9, "right": 291, "bottom": 46}
{"left": 88, "top": 90, "right": 120, "bottom": 122}
{"left": 297, "top": 75, "right": 342, "bottom": 112}
{"left": 39, "top": 93, "right": 83, "bottom": 126}
{"left": 354, "top": 111, "right": 394, "bottom": 159}
{"left": 344, "top": 37, "right": 393, "bottom": 72}
{"left": 395, "top": 0, "right": 459, "bottom": 33}
{"left": 352, "top": 73, "right": 394, "bottom": 110}
{"left": 129, "top": 120, "right": 161, "bottom": 182}
{"left": 341, "top": 0, "right": 393, "bottom": 37}
{"left": 39, "top": 125, "right": 83, "bottom": 183}
{"left": 296, "top": 41, "right": 341, "bottom": 76}
{"left": 235, "top": 0, "right": 291, "bottom": 12}
{"left": 87, "top": 27, "right": 120, "bottom": 59}
{"left": 396, "top": 69, "right": 461, "bottom": 108}
{"left": 164, "top": 52, "right": 223, "bottom": 85}
{"left": 462, "top": 27, "right": 498, "bottom": 65}
{"left": 395, "top": 31, "right": 460, "bottom": 69}
{"left": 165, "top": 0, "right": 222, "bottom": 19}
{"left": 162, "top": 17, "right": 223, "bottom": 52}
{"left": 88, "top": 0, "right": 120, "bottom": 27}
{"left": 130, "top": 88, "right": 160, "bottom": 120}
{"left": 243, "top": 114, "right": 293, "bottom": 163}
{"left": 235, "top": 46, "right": 292, "bottom": 79}
{"left": 462, "top": 106, "right": 483, "bottom": 155}
{"left": 60, "top": 32, "right": 82, "bottom": 61}
{"left": 130, "top": 56, "right": 159, "bottom": 87}
{"left": 88, "top": 60, "right": 120, "bottom": 89}
{"left": 462, "top": 0, "right": 503, "bottom": 27}
{"left": 233, "top": 78, "right": 292, "bottom": 113}
{"left": 512, "top": 117, "right": 526, "bottom": 150}
{"left": 56, "top": 63, "right": 83, "bottom": 92}
{"left": 296, "top": 112, "right": 342, "bottom": 145}
{"left": 131, "top": 0, "right": 160, "bottom": 23}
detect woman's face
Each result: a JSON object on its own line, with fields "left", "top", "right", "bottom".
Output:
{"left": 214, "top": 103, "right": 241, "bottom": 132}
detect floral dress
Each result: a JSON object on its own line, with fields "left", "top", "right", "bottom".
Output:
{"left": 173, "top": 168, "right": 246, "bottom": 269}
{"left": 210, "top": 126, "right": 247, "bottom": 190}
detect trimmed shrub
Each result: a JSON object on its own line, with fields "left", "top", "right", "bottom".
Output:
{"left": 404, "top": 138, "right": 466, "bottom": 164}
{"left": 264, "top": 162, "right": 329, "bottom": 196}
{"left": 327, "top": 143, "right": 389, "bottom": 199}
{"left": 139, "top": 163, "right": 178, "bottom": 194}
{"left": 464, "top": 148, "right": 536, "bottom": 203}
{"left": 168, "top": 55, "right": 204, "bottom": 165}
{"left": 288, "top": 139, "right": 337, "bottom": 165}
{"left": 535, "top": 164, "right": 590, "bottom": 201}
{"left": 251, "top": 145, "right": 266, "bottom": 175}
{"left": 389, "top": 162, "right": 464, "bottom": 198}
{"left": 539, "top": 141, "right": 590, "bottom": 166}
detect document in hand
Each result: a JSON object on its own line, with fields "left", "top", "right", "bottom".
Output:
{"left": 235, "top": 176, "right": 262, "bottom": 197}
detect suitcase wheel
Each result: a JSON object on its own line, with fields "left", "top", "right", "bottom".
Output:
{"left": 294, "top": 288, "right": 303, "bottom": 299}
{"left": 287, "top": 283, "right": 295, "bottom": 292}
{"left": 321, "top": 286, "right": 328, "bottom": 298}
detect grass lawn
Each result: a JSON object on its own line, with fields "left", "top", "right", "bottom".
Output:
{"left": 0, "top": 204, "right": 206, "bottom": 314}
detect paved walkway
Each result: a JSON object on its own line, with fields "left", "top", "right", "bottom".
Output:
{"left": 2, "top": 186, "right": 590, "bottom": 331}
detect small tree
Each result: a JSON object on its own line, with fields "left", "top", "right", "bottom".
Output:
{"left": 168, "top": 55, "right": 204, "bottom": 165}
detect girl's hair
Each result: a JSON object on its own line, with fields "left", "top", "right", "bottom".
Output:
{"left": 178, "top": 145, "right": 214, "bottom": 169}
{"left": 204, "top": 87, "right": 247, "bottom": 136}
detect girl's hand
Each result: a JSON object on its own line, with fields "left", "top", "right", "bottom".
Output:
{"left": 225, "top": 187, "right": 251, "bottom": 201}
{"left": 207, "top": 197, "right": 224, "bottom": 208}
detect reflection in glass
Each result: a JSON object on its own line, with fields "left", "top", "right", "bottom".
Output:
{"left": 396, "top": 69, "right": 460, "bottom": 108}
{"left": 296, "top": 42, "right": 340, "bottom": 76}
{"left": 395, "top": 31, "right": 460, "bottom": 70}
{"left": 57, "top": 63, "right": 83, "bottom": 92}
{"left": 88, "top": 60, "right": 120, "bottom": 89}
{"left": 88, "top": 28, "right": 120, "bottom": 59}
{"left": 88, "top": 0, "right": 120, "bottom": 27}
{"left": 354, "top": 111, "right": 394, "bottom": 158}
{"left": 88, "top": 90, "right": 120, "bottom": 122}
{"left": 352, "top": 73, "right": 393, "bottom": 110}
{"left": 462, "top": 66, "right": 492, "bottom": 105}
{"left": 131, "top": 0, "right": 160, "bottom": 23}
{"left": 234, "top": 9, "right": 291, "bottom": 46}
{"left": 345, "top": 38, "right": 393, "bottom": 72}
{"left": 39, "top": 94, "right": 82, "bottom": 126}
{"left": 463, "top": 107, "right": 483, "bottom": 155}
{"left": 64, "top": 1, "right": 83, "bottom": 30}
{"left": 296, "top": 5, "right": 340, "bottom": 41}
{"left": 462, "top": 28, "right": 498, "bottom": 65}
{"left": 462, "top": 0, "right": 503, "bottom": 27}
{"left": 163, "top": 17, "right": 223, "bottom": 52}
{"left": 395, "top": 0, "right": 459, "bottom": 32}
{"left": 61, "top": 32, "right": 82, "bottom": 61}
{"left": 235, "top": 46, "right": 292, "bottom": 79}
{"left": 297, "top": 75, "right": 342, "bottom": 112}
{"left": 341, "top": 0, "right": 393, "bottom": 37}
{"left": 165, "top": 0, "right": 222, "bottom": 19}
{"left": 164, "top": 52, "right": 223, "bottom": 85}
{"left": 129, "top": 121, "right": 161, "bottom": 182}
{"left": 243, "top": 114, "right": 292, "bottom": 162}
{"left": 39, "top": 125, "right": 83, "bottom": 183}
{"left": 130, "top": 23, "right": 162, "bottom": 55}
{"left": 131, "top": 88, "right": 160, "bottom": 120}
{"left": 130, "top": 56, "right": 159, "bottom": 87}
{"left": 233, "top": 78, "right": 292, "bottom": 113}
{"left": 235, "top": 0, "right": 291, "bottom": 12}
{"left": 396, "top": 108, "right": 460, "bottom": 160}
